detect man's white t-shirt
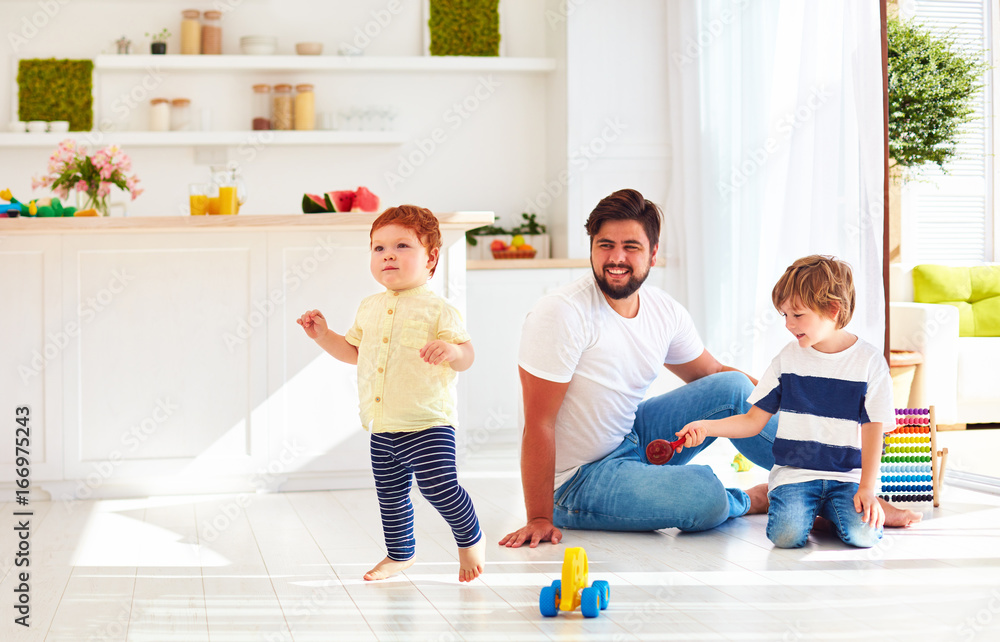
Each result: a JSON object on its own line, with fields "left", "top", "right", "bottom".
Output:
{"left": 518, "top": 275, "right": 704, "bottom": 489}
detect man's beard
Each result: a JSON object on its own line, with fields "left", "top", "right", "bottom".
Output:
{"left": 592, "top": 260, "right": 651, "bottom": 300}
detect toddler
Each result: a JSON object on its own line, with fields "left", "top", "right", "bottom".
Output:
{"left": 676, "top": 255, "right": 894, "bottom": 548}
{"left": 298, "top": 205, "right": 484, "bottom": 580}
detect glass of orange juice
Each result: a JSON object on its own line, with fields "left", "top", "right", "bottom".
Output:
{"left": 189, "top": 183, "right": 209, "bottom": 216}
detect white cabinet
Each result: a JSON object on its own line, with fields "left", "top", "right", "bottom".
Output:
{"left": 0, "top": 213, "right": 489, "bottom": 497}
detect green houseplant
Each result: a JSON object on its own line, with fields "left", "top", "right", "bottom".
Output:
{"left": 887, "top": 17, "right": 987, "bottom": 175}
{"left": 146, "top": 28, "right": 171, "bottom": 54}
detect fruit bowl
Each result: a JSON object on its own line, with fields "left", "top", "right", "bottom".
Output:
{"left": 492, "top": 249, "right": 537, "bottom": 260}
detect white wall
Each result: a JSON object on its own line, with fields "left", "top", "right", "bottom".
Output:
{"left": 1, "top": 0, "right": 552, "bottom": 223}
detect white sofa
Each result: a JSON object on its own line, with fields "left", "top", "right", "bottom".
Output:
{"left": 889, "top": 263, "right": 1000, "bottom": 425}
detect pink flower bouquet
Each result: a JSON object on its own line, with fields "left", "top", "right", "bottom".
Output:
{"left": 33, "top": 139, "right": 143, "bottom": 215}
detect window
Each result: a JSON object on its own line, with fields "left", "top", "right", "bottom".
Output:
{"left": 902, "top": 0, "right": 994, "bottom": 263}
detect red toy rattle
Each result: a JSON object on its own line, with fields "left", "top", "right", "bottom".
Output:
{"left": 645, "top": 437, "right": 686, "bottom": 465}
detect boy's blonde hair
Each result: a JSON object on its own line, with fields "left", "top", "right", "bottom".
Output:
{"left": 370, "top": 205, "right": 442, "bottom": 276}
{"left": 771, "top": 255, "right": 855, "bottom": 329}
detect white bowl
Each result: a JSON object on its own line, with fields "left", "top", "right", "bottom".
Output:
{"left": 241, "top": 44, "right": 277, "bottom": 55}
{"left": 48, "top": 120, "right": 69, "bottom": 132}
{"left": 8, "top": 120, "right": 26, "bottom": 132}
{"left": 240, "top": 35, "right": 276, "bottom": 45}
{"left": 26, "top": 120, "right": 47, "bottom": 133}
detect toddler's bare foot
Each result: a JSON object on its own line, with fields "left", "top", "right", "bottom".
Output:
{"left": 745, "top": 483, "right": 769, "bottom": 515}
{"left": 363, "top": 556, "right": 414, "bottom": 581}
{"left": 879, "top": 498, "right": 923, "bottom": 528}
{"left": 458, "top": 542, "right": 485, "bottom": 582}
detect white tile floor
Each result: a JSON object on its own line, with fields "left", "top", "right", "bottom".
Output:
{"left": 2, "top": 439, "right": 1000, "bottom": 641}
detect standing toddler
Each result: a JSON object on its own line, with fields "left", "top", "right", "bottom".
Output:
{"left": 298, "top": 205, "right": 485, "bottom": 580}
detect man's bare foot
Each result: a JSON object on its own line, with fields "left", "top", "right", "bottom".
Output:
{"left": 458, "top": 542, "right": 485, "bottom": 582}
{"left": 363, "top": 556, "right": 414, "bottom": 581}
{"left": 879, "top": 498, "right": 923, "bottom": 528}
{"left": 745, "top": 483, "right": 769, "bottom": 515}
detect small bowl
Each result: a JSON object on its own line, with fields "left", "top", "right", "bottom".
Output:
{"left": 26, "top": 120, "right": 47, "bottom": 133}
{"left": 240, "top": 44, "right": 277, "bottom": 55}
{"left": 8, "top": 120, "right": 26, "bottom": 132}
{"left": 48, "top": 120, "right": 69, "bottom": 133}
{"left": 295, "top": 42, "right": 323, "bottom": 55}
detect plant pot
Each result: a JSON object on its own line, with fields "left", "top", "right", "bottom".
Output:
{"left": 151, "top": 42, "right": 167, "bottom": 55}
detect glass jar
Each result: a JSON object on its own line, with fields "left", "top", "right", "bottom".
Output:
{"left": 293, "top": 84, "right": 315, "bottom": 131}
{"left": 150, "top": 98, "right": 170, "bottom": 132}
{"left": 180, "top": 10, "right": 201, "bottom": 54}
{"left": 201, "top": 10, "right": 222, "bottom": 55}
{"left": 252, "top": 84, "right": 271, "bottom": 130}
{"left": 170, "top": 98, "right": 192, "bottom": 131}
{"left": 273, "top": 84, "right": 293, "bottom": 130}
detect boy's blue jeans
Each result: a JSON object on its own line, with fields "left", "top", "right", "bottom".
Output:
{"left": 767, "top": 480, "right": 883, "bottom": 548}
{"left": 552, "top": 371, "right": 778, "bottom": 533}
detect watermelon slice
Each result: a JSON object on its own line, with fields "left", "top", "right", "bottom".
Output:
{"left": 325, "top": 190, "right": 355, "bottom": 212}
{"left": 352, "top": 186, "right": 380, "bottom": 212}
{"left": 302, "top": 193, "right": 328, "bottom": 214}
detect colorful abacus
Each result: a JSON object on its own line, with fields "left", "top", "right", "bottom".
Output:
{"left": 878, "top": 407, "right": 948, "bottom": 507}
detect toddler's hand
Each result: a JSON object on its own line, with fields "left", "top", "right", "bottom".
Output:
{"left": 420, "top": 340, "right": 457, "bottom": 366}
{"left": 297, "top": 310, "right": 328, "bottom": 340}
{"left": 854, "top": 487, "right": 885, "bottom": 530}
{"left": 675, "top": 422, "right": 707, "bottom": 451}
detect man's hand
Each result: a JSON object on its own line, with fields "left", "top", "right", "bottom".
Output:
{"left": 499, "top": 518, "right": 562, "bottom": 548}
{"left": 854, "top": 487, "right": 885, "bottom": 530}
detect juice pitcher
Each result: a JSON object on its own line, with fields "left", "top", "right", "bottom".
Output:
{"left": 208, "top": 164, "right": 247, "bottom": 215}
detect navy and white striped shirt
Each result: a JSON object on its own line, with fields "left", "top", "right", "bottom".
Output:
{"left": 748, "top": 338, "right": 895, "bottom": 489}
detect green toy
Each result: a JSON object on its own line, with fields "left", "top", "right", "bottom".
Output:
{"left": 1, "top": 188, "right": 76, "bottom": 217}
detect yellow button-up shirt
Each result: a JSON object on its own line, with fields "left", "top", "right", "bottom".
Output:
{"left": 345, "top": 285, "right": 470, "bottom": 433}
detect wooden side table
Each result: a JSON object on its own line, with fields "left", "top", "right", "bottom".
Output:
{"left": 889, "top": 350, "right": 924, "bottom": 409}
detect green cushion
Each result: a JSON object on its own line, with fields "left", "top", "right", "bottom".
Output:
{"left": 912, "top": 264, "right": 1000, "bottom": 337}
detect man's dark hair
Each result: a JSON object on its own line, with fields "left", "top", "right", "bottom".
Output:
{"left": 584, "top": 188, "right": 662, "bottom": 249}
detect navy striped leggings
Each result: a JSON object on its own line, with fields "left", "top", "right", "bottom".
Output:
{"left": 370, "top": 426, "right": 482, "bottom": 561}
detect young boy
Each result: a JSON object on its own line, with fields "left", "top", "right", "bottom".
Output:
{"left": 675, "top": 255, "right": 894, "bottom": 548}
{"left": 297, "top": 205, "right": 485, "bottom": 580}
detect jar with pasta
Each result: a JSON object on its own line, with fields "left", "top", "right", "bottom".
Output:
{"left": 180, "top": 10, "right": 201, "bottom": 54}
{"left": 293, "top": 84, "right": 315, "bottom": 131}
{"left": 273, "top": 84, "right": 293, "bottom": 130}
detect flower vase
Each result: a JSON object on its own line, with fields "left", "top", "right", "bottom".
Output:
{"left": 78, "top": 191, "right": 110, "bottom": 217}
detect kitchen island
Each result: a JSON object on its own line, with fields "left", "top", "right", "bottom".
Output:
{"left": 0, "top": 212, "right": 492, "bottom": 498}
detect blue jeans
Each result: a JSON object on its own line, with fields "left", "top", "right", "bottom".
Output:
{"left": 552, "top": 371, "right": 777, "bottom": 533}
{"left": 767, "top": 479, "right": 882, "bottom": 548}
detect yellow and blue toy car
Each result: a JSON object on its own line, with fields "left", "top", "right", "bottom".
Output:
{"left": 539, "top": 547, "right": 610, "bottom": 618}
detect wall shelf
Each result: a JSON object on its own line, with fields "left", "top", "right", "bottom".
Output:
{"left": 94, "top": 54, "right": 557, "bottom": 73}
{"left": 0, "top": 130, "right": 408, "bottom": 147}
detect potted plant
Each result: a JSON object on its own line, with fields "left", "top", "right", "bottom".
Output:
{"left": 146, "top": 28, "right": 171, "bottom": 54}
{"left": 466, "top": 212, "right": 549, "bottom": 260}
{"left": 887, "top": 18, "right": 986, "bottom": 177}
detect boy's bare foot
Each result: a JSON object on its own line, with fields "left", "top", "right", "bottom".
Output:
{"left": 879, "top": 498, "right": 923, "bottom": 528}
{"left": 745, "top": 483, "right": 769, "bottom": 515}
{"left": 363, "top": 556, "right": 414, "bottom": 581}
{"left": 458, "top": 542, "right": 485, "bottom": 582}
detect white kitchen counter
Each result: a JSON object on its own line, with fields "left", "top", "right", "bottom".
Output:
{"left": 0, "top": 212, "right": 492, "bottom": 498}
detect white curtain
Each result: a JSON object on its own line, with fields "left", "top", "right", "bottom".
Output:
{"left": 666, "top": 0, "right": 886, "bottom": 376}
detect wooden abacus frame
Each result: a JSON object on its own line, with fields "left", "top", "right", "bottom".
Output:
{"left": 879, "top": 406, "right": 949, "bottom": 507}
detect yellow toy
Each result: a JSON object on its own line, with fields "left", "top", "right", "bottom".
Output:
{"left": 731, "top": 453, "right": 753, "bottom": 472}
{"left": 539, "top": 547, "right": 610, "bottom": 618}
